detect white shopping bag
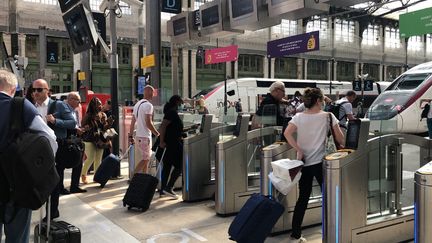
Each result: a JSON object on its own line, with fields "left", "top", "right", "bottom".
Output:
{"left": 269, "top": 171, "right": 302, "bottom": 195}
{"left": 271, "top": 159, "right": 303, "bottom": 182}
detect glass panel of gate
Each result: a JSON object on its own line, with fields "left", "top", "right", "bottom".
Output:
{"left": 212, "top": 112, "right": 238, "bottom": 181}
{"left": 401, "top": 143, "right": 419, "bottom": 209}
{"left": 367, "top": 137, "right": 396, "bottom": 217}
{"left": 247, "top": 103, "right": 278, "bottom": 190}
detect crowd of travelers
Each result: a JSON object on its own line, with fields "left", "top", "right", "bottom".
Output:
{"left": 0, "top": 68, "right": 359, "bottom": 243}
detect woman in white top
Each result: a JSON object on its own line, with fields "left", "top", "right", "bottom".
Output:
{"left": 284, "top": 88, "right": 344, "bottom": 243}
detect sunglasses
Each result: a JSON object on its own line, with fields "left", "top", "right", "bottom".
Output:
{"left": 32, "top": 88, "right": 47, "bottom": 93}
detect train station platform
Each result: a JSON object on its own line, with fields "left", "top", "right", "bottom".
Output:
{"left": 25, "top": 160, "right": 322, "bottom": 243}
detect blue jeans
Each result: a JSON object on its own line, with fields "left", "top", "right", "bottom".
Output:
{"left": 427, "top": 118, "right": 432, "bottom": 139}
{"left": 0, "top": 204, "right": 32, "bottom": 243}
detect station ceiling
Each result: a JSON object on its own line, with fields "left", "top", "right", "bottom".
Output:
{"left": 352, "top": 0, "right": 432, "bottom": 20}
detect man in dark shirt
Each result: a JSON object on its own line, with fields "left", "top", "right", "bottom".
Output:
{"left": 0, "top": 70, "right": 57, "bottom": 242}
{"left": 255, "top": 81, "right": 289, "bottom": 128}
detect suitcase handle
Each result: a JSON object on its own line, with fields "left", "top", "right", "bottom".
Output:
{"left": 149, "top": 146, "right": 166, "bottom": 177}
{"left": 38, "top": 196, "right": 51, "bottom": 242}
{"left": 119, "top": 144, "right": 133, "bottom": 160}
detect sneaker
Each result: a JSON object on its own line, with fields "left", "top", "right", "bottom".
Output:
{"left": 159, "top": 190, "right": 166, "bottom": 198}
{"left": 162, "top": 188, "right": 178, "bottom": 199}
{"left": 290, "top": 236, "right": 307, "bottom": 243}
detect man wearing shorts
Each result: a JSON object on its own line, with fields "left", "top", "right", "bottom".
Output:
{"left": 129, "top": 85, "right": 159, "bottom": 174}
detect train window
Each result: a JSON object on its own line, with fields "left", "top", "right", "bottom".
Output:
{"left": 388, "top": 73, "right": 431, "bottom": 90}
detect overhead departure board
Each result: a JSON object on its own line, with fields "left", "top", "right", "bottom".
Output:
{"left": 173, "top": 17, "right": 187, "bottom": 36}
{"left": 201, "top": 5, "right": 219, "bottom": 28}
{"left": 231, "top": 0, "right": 254, "bottom": 18}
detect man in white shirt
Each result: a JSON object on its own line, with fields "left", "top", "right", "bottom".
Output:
{"left": 129, "top": 85, "right": 160, "bottom": 174}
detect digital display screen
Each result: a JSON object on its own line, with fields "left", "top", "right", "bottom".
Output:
{"left": 271, "top": 0, "right": 286, "bottom": 5}
{"left": 173, "top": 17, "right": 187, "bottom": 36}
{"left": 231, "top": 0, "right": 254, "bottom": 18}
{"left": 202, "top": 5, "right": 219, "bottom": 28}
{"left": 345, "top": 120, "right": 361, "bottom": 149}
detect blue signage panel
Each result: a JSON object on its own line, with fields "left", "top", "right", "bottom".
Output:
{"left": 353, "top": 80, "right": 361, "bottom": 91}
{"left": 47, "top": 42, "right": 58, "bottom": 64}
{"left": 364, "top": 80, "right": 373, "bottom": 91}
{"left": 162, "top": 0, "right": 182, "bottom": 14}
{"left": 267, "top": 31, "right": 320, "bottom": 58}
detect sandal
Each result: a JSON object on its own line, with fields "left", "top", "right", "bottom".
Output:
{"left": 81, "top": 175, "right": 88, "bottom": 184}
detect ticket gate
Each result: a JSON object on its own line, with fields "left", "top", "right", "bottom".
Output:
{"left": 182, "top": 115, "right": 236, "bottom": 202}
{"left": 260, "top": 142, "right": 322, "bottom": 234}
{"left": 323, "top": 119, "right": 432, "bottom": 242}
{"left": 215, "top": 114, "right": 282, "bottom": 215}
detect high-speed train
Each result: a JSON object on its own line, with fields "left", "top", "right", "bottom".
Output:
{"left": 367, "top": 61, "right": 432, "bottom": 134}
{"left": 194, "top": 78, "right": 390, "bottom": 116}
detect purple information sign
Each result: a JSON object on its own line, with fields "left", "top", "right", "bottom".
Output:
{"left": 267, "top": 31, "right": 320, "bottom": 58}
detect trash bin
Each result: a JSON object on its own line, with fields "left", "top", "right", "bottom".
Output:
{"left": 414, "top": 161, "right": 432, "bottom": 243}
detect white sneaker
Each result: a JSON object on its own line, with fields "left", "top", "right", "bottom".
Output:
{"left": 290, "top": 236, "right": 307, "bottom": 243}
{"left": 163, "top": 188, "right": 179, "bottom": 199}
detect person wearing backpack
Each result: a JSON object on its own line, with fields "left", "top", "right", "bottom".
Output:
{"left": 0, "top": 70, "right": 57, "bottom": 243}
{"left": 420, "top": 99, "right": 432, "bottom": 138}
{"left": 33, "top": 79, "right": 76, "bottom": 221}
{"left": 334, "top": 90, "right": 357, "bottom": 131}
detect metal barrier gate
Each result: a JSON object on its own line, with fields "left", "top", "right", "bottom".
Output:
{"left": 324, "top": 119, "right": 432, "bottom": 242}
{"left": 183, "top": 114, "right": 236, "bottom": 202}
{"left": 215, "top": 115, "right": 281, "bottom": 215}
{"left": 261, "top": 142, "right": 322, "bottom": 234}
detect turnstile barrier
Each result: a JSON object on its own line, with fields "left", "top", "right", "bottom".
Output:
{"left": 261, "top": 142, "right": 321, "bottom": 234}
{"left": 324, "top": 119, "right": 432, "bottom": 243}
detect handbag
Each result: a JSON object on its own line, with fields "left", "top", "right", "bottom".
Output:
{"left": 56, "top": 137, "right": 84, "bottom": 169}
{"left": 326, "top": 113, "right": 341, "bottom": 154}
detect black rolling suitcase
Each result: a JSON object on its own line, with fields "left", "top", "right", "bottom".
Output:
{"left": 123, "top": 148, "right": 165, "bottom": 212}
{"left": 34, "top": 197, "right": 81, "bottom": 243}
{"left": 228, "top": 193, "right": 284, "bottom": 243}
{"left": 94, "top": 146, "right": 132, "bottom": 188}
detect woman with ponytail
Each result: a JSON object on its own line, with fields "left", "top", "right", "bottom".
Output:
{"left": 284, "top": 88, "right": 344, "bottom": 242}
{"left": 158, "top": 95, "right": 184, "bottom": 199}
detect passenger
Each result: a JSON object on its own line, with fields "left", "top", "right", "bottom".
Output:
{"left": 420, "top": 99, "right": 432, "bottom": 139}
{"left": 80, "top": 97, "right": 109, "bottom": 184}
{"left": 129, "top": 85, "right": 160, "bottom": 174}
{"left": 284, "top": 88, "right": 344, "bottom": 243}
{"left": 33, "top": 79, "right": 76, "bottom": 220}
{"left": 158, "top": 95, "right": 185, "bottom": 199}
{"left": 285, "top": 90, "right": 303, "bottom": 119}
{"left": 235, "top": 98, "right": 243, "bottom": 113}
{"left": 65, "top": 92, "right": 87, "bottom": 193}
{"left": 197, "top": 95, "right": 209, "bottom": 114}
{"left": 335, "top": 90, "right": 357, "bottom": 131}
{"left": 24, "top": 85, "right": 35, "bottom": 104}
{"left": 254, "top": 81, "right": 290, "bottom": 140}
{"left": 0, "top": 70, "right": 57, "bottom": 243}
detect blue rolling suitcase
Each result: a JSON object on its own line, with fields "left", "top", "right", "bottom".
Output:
{"left": 94, "top": 146, "right": 132, "bottom": 188}
{"left": 228, "top": 193, "right": 284, "bottom": 243}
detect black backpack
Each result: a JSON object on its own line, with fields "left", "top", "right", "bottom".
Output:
{"left": 327, "top": 101, "right": 348, "bottom": 120}
{"left": 0, "top": 97, "right": 59, "bottom": 211}
{"left": 421, "top": 103, "right": 430, "bottom": 121}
